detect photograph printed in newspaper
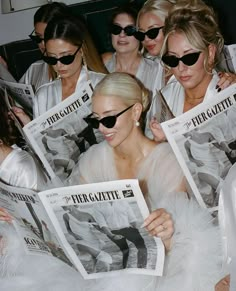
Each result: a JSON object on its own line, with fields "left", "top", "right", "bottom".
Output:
{"left": 0, "top": 180, "right": 73, "bottom": 267}
{"left": 38, "top": 179, "right": 165, "bottom": 279}
{"left": 23, "top": 81, "right": 98, "bottom": 185}
{"left": 0, "top": 79, "right": 34, "bottom": 117}
{"left": 161, "top": 84, "right": 236, "bottom": 212}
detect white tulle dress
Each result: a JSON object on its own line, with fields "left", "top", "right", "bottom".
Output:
{"left": 0, "top": 142, "right": 224, "bottom": 291}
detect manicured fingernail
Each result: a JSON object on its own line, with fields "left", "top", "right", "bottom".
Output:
{"left": 215, "top": 85, "right": 219, "bottom": 89}
{"left": 217, "top": 87, "right": 222, "bottom": 92}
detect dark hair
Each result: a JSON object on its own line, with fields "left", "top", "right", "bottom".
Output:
{"left": 44, "top": 14, "right": 108, "bottom": 74}
{"left": 44, "top": 14, "right": 85, "bottom": 48}
{"left": 110, "top": 3, "right": 139, "bottom": 25}
{"left": 0, "top": 89, "right": 21, "bottom": 146}
{"left": 34, "top": 2, "right": 69, "bottom": 25}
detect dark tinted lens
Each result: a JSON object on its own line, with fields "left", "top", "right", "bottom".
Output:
{"left": 162, "top": 55, "right": 179, "bottom": 67}
{"left": 101, "top": 116, "right": 117, "bottom": 128}
{"left": 182, "top": 52, "right": 201, "bottom": 66}
{"left": 29, "top": 35, "right": 43, "bottom": 44}
{"left": 43, "top": 56, "right": 57, "bottom": 65}
{"left": 123, "top": 25, "right": 136, "bottom": 36}
{"left": 42, "top": 55, "right": 75, "bottom": 65}
{"left": 59, "top": 55, "right": 75, "bottom": 65}
{"left": 111, "top": 24, "right": 122, "bottom": 35}
{"left": 146, "top": 28, "right": 160, "bottom": 39}
{"left": 162, "top": 52, "right": 201, "bottom": 68}
{"left": 135, "top": 31, "right": 145, "bottom": 41}
{"left": 83, "top": 117, "right": 100, "bottom": 129}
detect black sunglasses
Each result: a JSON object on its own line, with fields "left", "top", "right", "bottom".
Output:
{"left": 29, "top": 29, "right": 44, "bottom": 44}
{"left": 84, "top": 104, "right": 134, "bottom": 129}
{"left": 162, "top": 52, "right": 202, "bottom": 68}
{"left": 135, "top": 27, "right": 163, "bottom": 42}
{"left": 110, "top": 24, "right": 136, "bottom": 36}
{"left": 42, "top": 47, "right": 81, "bottom": 65}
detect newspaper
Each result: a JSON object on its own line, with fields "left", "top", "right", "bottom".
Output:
{"left": 152, "top": 89, "right": 175, "bottom": 123}
{"left": 0, "top": 180, "right": 72, "bottom": 266}
{"left": 0, "top": 179, "right": 165, "bottom": 279}
{"left": 161, "top": 83, "right": 236, "bottom": 212}
{"left": 22, "top": 81, "right": 99, "bottom": 185}
{"left": 219, "top": 44, "right": 236, "bottom": 73}
{"left": 0, "top": 79, "right": 34, "bottom": 117}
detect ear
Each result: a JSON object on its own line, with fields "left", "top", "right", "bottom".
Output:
{"left": 208, "top": 44, "right": 216, "bottom": 66}
{"left": 132, "top": 103, "right": 143, "bottom": 121}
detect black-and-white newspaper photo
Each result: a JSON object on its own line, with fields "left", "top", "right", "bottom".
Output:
{"left": 0, "top": 79, "right": 34, "bottom": 117}
{"left": 0, "top": 180, "right": 72, "bottom": 267}
{"left": 23, "top": 82, "right": 97, "bottom": 185}
{"left": 38, "top": 179, "right": 165, "bottom": 279}
{"left": 162, "top": 84, "right": 236, "bottom": 211}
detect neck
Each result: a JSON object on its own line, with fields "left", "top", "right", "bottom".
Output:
{"left": 61, "top": 66, "right": 82, "bottom": 99}
{"left": 113, "top": 129, "right": 155, "bottom": 161}
{"left": 115, "top": 50, "right": 141, "bottom": 74}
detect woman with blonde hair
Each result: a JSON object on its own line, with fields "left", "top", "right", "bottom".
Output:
{"left": 68, "top": 71, "right": 223, "bottom": 290}
{"left": 147, "top": 0, "right": 236, "bottom": 140}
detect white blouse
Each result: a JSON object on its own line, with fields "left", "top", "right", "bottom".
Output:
{"left": 105, "top": 53, "right": 164, "bottom": 99}
{"left": 33, "top": 66, "right": 105, "bottom": 118}
{"left": 19, "top": 60, "right": 49, "bottom": 91}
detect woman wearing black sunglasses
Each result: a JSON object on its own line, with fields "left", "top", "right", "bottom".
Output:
{"left": 20, "top": 2, "right": 70, "bottom": 91}
{"left": 68, "top": 72, "right": 222, "bottom": 291}
{"left": 147, "top": 0, "right": 236, "bottom": 142}
{"left": 102, "top": 4, "right": 162, "bottom": 99}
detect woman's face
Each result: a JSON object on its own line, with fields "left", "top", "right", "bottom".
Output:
{"left": 34, "top": 21, "right": 47, "bottom": 52}
{"left": 111, "top": 13, "right": 139, "bottom": 54}
{"left": 167, "top": 32, "right": 213, "bottom": 91}
{"left": 138, "top": 12, "right": 164, "bottom": 56}
{"left": 92, "top": 94, "right": 135, "bottom": 148}
{"left": 45, "top": 39, "right": 82, "bottom": 79}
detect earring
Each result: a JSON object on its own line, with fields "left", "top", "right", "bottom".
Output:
{"left": 135, "top": 121, "right": 140, "bottom": 127}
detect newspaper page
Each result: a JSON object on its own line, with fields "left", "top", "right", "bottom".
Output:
{"left": 0, "top": 79, "right": 34, "bottom": 117}
{"left": 152, "top": 89, "right": 175, "bottom": 123}
{"left": 161, "top": 83, "right": 236, "bottom": 212}
{"left": 219, "top": 44, "right": 236, "bottom": 73}
{"left": 23, "top": 82, "right": 97, "bottom": 185}
{"left": 0, "top": 180, "right": 73, "bottom": 267}
{"left": 38, "top": 179, "right": 165, "bottom": 279}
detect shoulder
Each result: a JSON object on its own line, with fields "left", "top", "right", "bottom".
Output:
{"left": 101, "top": 52, "right": 113, "bottom": 65}
{"left": 87, "top": 70, "right": 106, "bottom": 87}
{"left": 142, "top": 57, "right": 161, "bottom": 70}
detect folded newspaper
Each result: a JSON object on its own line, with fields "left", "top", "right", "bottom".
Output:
{"left": 161, "top": 83, "right": 236, "bottom": 212}
{"left": 0, "top": 179, "right": 165, "bottom": 279}
{"left": 3, "top": 81, "right": 103, "bottom": 185}
{"left": 0, "top": 79, "right": 34, "bottom": 117}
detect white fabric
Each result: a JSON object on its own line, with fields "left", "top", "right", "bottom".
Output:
{"left": 19, "top": 60, "right": 50, "bottom": 91}
{"left": 0, "top": 141, "right": 223, "bottom": 290}
{"left": 69, "top": 141, "right": 223, "bottom": 290}
{"left": 33, "top": 66, "right": 105, "bottom": 118}
{"left": 105, "top": 53, "right": 164, "bottom": 100}
{"left": 145, "top": 71, "right": 220, "bottom": 139}
{"left": 219, "top": 164, "right": 236, "bottom": 290}
{"left": 0, "top": 146, "right": 46, "bottom": 190}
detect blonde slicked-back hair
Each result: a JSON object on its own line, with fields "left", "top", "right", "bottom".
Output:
{"left": 137, "top": 0, "right": 176, "bottom": 25}
{"left": 93, "top": 72, "right": 150, "bottom": 113}
{"left": 160, "top": 0, "right": 224, "bottom": 71}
